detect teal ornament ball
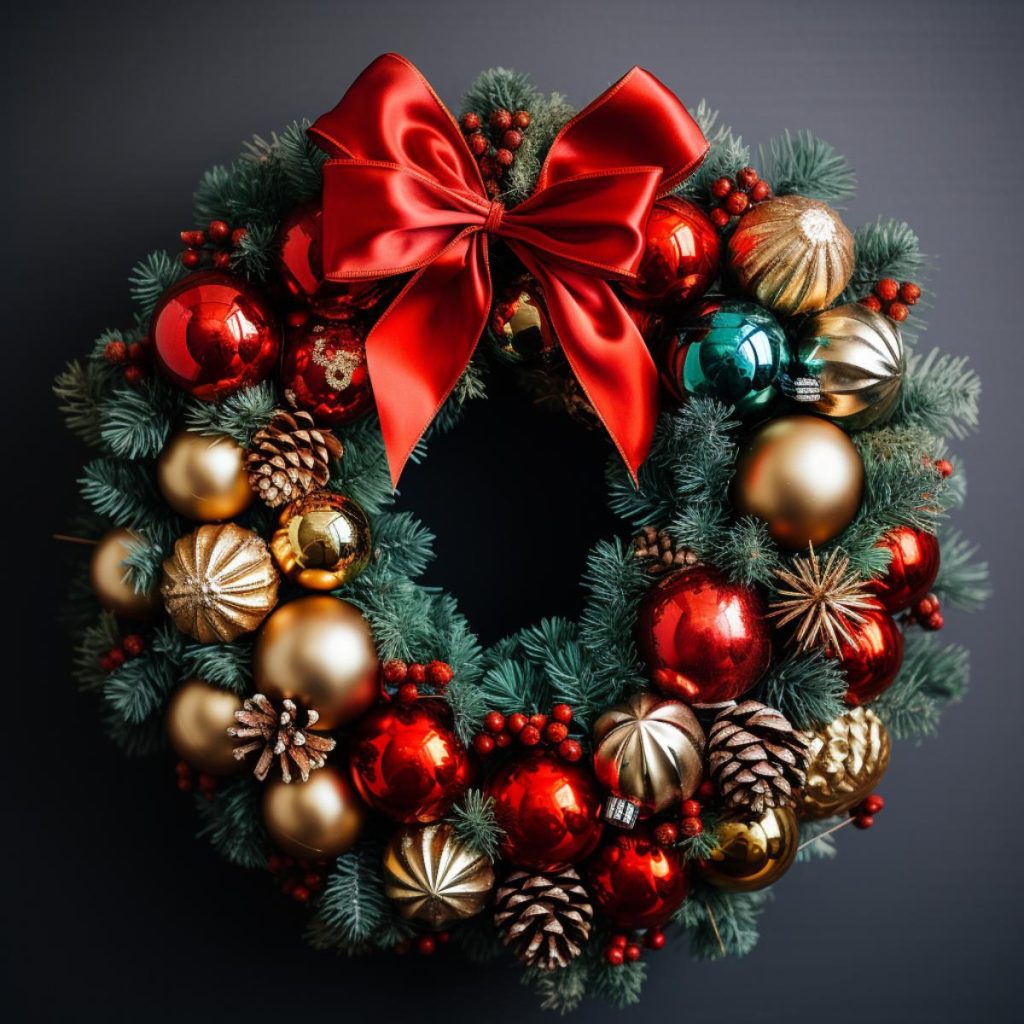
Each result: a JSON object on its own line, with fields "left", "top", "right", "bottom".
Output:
{"left": 657, "top": 300, "right": 789, "bottom": 419}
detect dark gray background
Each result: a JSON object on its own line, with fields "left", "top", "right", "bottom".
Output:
{"left": 5, "top": 1, "right": 1022, "bottom": 1020}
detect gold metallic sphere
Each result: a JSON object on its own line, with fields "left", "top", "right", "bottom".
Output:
{"left": 492, "top": 289, "right": 557, "bottom": 361}
{"left": 253, "top": 595, "right": 379, "bottom": 729}
{"left": 262, "top": 766, "right": 366, "bottom": 859}
{"left": 270, "top": 490, "right": 372, "bottom": 591}
{"left": 698, "top": 805, "right": 799, "bottom": 893}
{"left": 731, "top": 415, "right": 864, "bottom": 550}
{"left": 90, "top": 528, "right": 161, "bottom": 619}
{"left": 166, "top": 679, "right": 243, "bottom": 776}
{"left": 157, "top": 430, "right": 254, "bottom": 521}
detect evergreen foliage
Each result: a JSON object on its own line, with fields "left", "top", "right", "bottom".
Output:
{"left": 195, "top": 776, "right": 270, "bottom": 869}
{"left": 448, "top": 789, "right": 504, "bottom": 859}
{"left": 759, "top": 130, "right": 856, "bottom": 205}
{"left": 756, "top": 650, "right": 847, "bottom": 730}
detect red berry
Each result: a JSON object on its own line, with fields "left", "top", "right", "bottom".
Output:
{"left": 107, "top": 647, "right": 126, "bottom": 669}
{"left": 408, "top": 663, "right": 427, "bottom": 684}
{"left": 645, "top": 929, "right": 666, "bottom": 951}
{"left": 861, "top": 793, "right": 885, "bottom": 815}
{"left": 417, "top": 935, "right": 436, "bottom": 955}
{"left": 502, "top": 129, "right": 523, "bottom": 150}
{"left": 494, "top": 731, "right": 512, "bottom": 749}
{"left": 122, "top": 634, "right": 145, "bottom": 657}
{"left": 625, "top": 943, "right": 642, "bottom": 962}
{"left": 512, "top": 109, "right": 531, "bottom": 130}
{"left": 558, "top": 739, "right": 582, "bottom": 762}
{"left": 899, "top": 281, "right": 922, "bottom": 305}
{"left": 935, "top": 459, "right": 953, "bottom": 478}
{"left": 484, "top": 711, "right": 506, "bottom": 734}
{"left": 181, "top": 250, "right": 201, "bottom": 268}
{"left": 382, "top": 659, "right": 408, "bottom": 683}
{"left": 267, "top": 854, "right": 286, "bottom": 873}
{"left": 467, "top": 131, "right": 488, "bottom": 156}
{"left": 437, "top": 931, "right": 450, "bottom": 944}
{"left": 212, "top": 251, "right": 232, "bottom": 270}
{"left": 545, "top": 722, "right": 569, "bottom": 744}
{"left": 860, "top": 294, "right": 883, "bottom": 312}
{"left": 612, "top": 933, "right": 628, "bottom": 948}
{"left": 207, "top": 220, "right": 231, "bottom": 243}
{"left": 724, "top": 191, "right": 749, "bottom": 216}
{"left": 397, "top": 683, "right": 419, "bottom": 705}
{"left": 126, "top": 341, "right": 149, "bottom": 365}
{"left": 605, "top": 946, "right": 625, "bottom": 966}
{"left": 915, "top": 594, "right": 939, "bottom": 617}
{"left": 698, "top": 780, "right": 716, "bottom": 801}
{"left": 653, "top": 822, "right": 679, "bottom": 846}
{"left": 508, "top": 712, "right": 527, "bottom": 734}
{"left": 736, "top": 167, "right": 759, "bottom": 190}
{"left": 427, "top": 660, "right": 454, "bottom": 686}
{"left": 104, "top": 339, "right": 128, "bottom": 364}
{"left": 853, "top": 814, "right": 874, "bottom": 830}
{"left": 551, "top": 703, "right": 573, "bottom": 724}
{"left": 887, "top": 301, "right": 909, "bottom": 322}
{"left": 711, "top": 177, "right": 734, "bottom": 199}
{"left": 925, "top": 611, "right": 944, "bottom": 630}
{"left": 875, "top": 278, "right": 899, "bottom": 303}
{"left": 495, "top": 148, "right": 515, "bottom": 168}
{"left": 175, "top": 761, "right": 191, "bottom": 777}
{"left": 230, "top": 227, "right": 247, "bottom": 248}
{"left": 710, "top": 207, "right": 731, "bottom": 229}
{"left": 519, "top": 725, "right": 541, "bottom": 747}
{"left": 180, "top": 230, "right": 205, "bottom": 248}
{"left": 680, "top": 816, "right": 703, "bottom": 838}
{"left": 123, "top": 365, "right": 145, "bottom": 384}
{"left": 528, "top": 713, "right": 548, "bottom": 730}
{"left": 292, "top": 885, "right": 310, "bottom": 904}
{"left": 460, "top": 112, "right": 481, "bottom": 132}
{"left": 485, "top": 180, "right": 501, "bottom": 199}
{"left": 473, "top": 733, "right": 496, "bottom": 756}
{"left": 303, "top": 871, "right": 322, "bottom": 889}
{"left": 680, "top": 799, "right": 702, "bottom": 818}
{"left": 490, "top": 108, "right": 513, "bottom": 132}
{"left": 176, "top": 778, "right": 191, "bottom": 792}
{"left": 98, "top": 654, "right": 116, "bottom": 673}
{"left": 750, "top": 180, "right": 772, "bottom": 202}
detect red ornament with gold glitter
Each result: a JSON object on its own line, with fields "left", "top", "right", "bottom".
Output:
{"left": 867, "top": 526, "right": 941, "bottom": 614}
{"left": 836, "top": 601, "right": 905, "bottom": 706}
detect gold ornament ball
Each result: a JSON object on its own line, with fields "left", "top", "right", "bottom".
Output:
{"left": 728, "top": 196, "right": 854, "bottom": 317}
{"left": 166, "top": 679, "right": 243, "bottom": 776}
{"left": 89, "top": 528, "right": 162, "bottom": 619}
{"left": 157, "top": 430, "right": 254, "bottom": 521}
{"left": 731, "top": 415, "right": 864, "bottom": 550}
{"left": 492, "top": 288, "right": 557, "bottom": 361}
{"left": 254, "top": 595, "right": 379, "bottom": 729}
{"left": 383, "top": 822, "right": 496, "bottom": 929}
{"left": 262, "top": 766, "right": 366, "bottom": 859}
{"left": 698, "top": 805, "right": 799, "bottom": 893}
{"left": 798, "top": 707, "right": 891, "bottom": 819}
{"left": 270, "top": 490, "right": 372, "bottom": 591}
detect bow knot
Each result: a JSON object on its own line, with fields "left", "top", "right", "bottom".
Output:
{"left": 483, "top": 200, "right": 506, "bottom": 235}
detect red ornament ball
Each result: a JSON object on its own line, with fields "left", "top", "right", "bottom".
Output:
{"left": 584, "top": 831, "right": 690, "bottom": 929}
{"left": 619, "top": 197, "right": 721, "bottom": 311}
{"left": 485, "top": 750, "right": 604, "bottom": 871}
{"left": 868, "top": 526, "right": 941, "bottom": 614}
{"left": 349, "top": 700, "right": 473, "bottom": 823}
{"left": 837, "top": 601, "right": 905, "bottom": 706}
{"left": 151, "top": 271, "right": 279, "bottom": 400}
{"left": 280, "top": 317, "right": 375, "bottom": 425}
{"left": 639, "top": 565, "right": 772, "bottom": 704}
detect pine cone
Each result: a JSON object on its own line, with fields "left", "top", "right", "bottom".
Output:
{"left": 708, "top": 700, "right": 808, "bottom": 814}
{"left": 494, "top": 869, "right": 593, "bottom": 971}
{"left": 246, "top": 409, "right": 342, "bottom": 509}
{"left": 632, "top": 526, "right": 700, "bottom": 577}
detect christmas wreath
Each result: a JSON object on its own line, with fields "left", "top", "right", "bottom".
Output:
{"left": 55, "top": 54, "right": 989, "bottom": 1011}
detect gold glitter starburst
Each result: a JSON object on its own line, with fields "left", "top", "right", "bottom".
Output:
{"left": 769, "top": 544, "right": 877, "bottom": 653}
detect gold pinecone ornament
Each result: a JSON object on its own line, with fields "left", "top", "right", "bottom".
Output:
{"left": 246, "top": 409, "right": 343, "bottom": 509}
{"left": 494, "top": 868, "right": 594, "bottom": 971}
{"left": 708, "top": 701, "right": 808, "bottom": 814}
{"left": 632, "top": 526, "right": 700, "bottom": 577}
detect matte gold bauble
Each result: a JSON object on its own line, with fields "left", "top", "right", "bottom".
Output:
{"left": 156, "top": 430, "right": 254, "bottom": 521}
{"left": 262, "top": 766, "right": 366, "bottom": 859}
{"left": 698, "top": 805, "right": 799, "bottom": 892}
{"left": 798, "top": 707, "right": 891, "bottom": 819}
{"left": 383, "top": 822, "right": 495, "bottom": 929}
{"left": 89, "top": 528, "right": 161, "bottom": 619}
{"left": 728, "top": 196, "right": 854, "bottom": 316}
{"left": 491, "top": 288, "right": 557, "bottom": 361}
{"left": 166, "top": 679, "right": 243, "bottom": 775}
{"left": 731, "top": 415, "right": 864, "bottom": 550}
{"left": 253, "top": 595, "right": 379, "bottom": 729}
{"left": 270, "top": 490, "right": 372, "bottom": 591}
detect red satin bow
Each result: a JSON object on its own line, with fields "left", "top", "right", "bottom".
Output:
{"left": 309, "top": 53, "right": 708, "bottom": 486}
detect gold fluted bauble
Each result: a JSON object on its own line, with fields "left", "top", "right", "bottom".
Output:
{"left": 697, "top": 805, "right": 799, "bottom": 892}
{"left": 89, "top": 527, "right": 161, "bottom": 619}
{"left": 156, "top": 430, "right": 254, "bottom": 521}
{"left": 161, "top": 523, "right": 279, "bottom": 643}
{"left": 382, "top": 822, "right": 495, "bottom": 929}
{"left": 262, "top": 766, "right": 366, "bottom": 859}
{"left": 728, "top": 196, "right": 854, "bottom": 317}
{"left": 270, "top": 490, "right": 372, "bottom": 591}
{"left": 731, "top": 415, "right": 864, "bottom": 550}
{"left": 592, "top": 692, "right": 705, "bottom": 817}
{"left": 798, "top": 707, "right": 891, "bottom": 819}
{"left": 166, "top": 679, "right": 243, "bottom": 775}
{"left": 253, "top": 595, "right": 379, "bottom": 729}
{"left": 786, "top": 303, "right": 905, "bottom": 429}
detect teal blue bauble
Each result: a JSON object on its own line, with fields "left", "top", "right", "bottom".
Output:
{"left": 657, "top": 300, "right": 789, "bottom": 419}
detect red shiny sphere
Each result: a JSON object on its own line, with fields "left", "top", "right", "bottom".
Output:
{"left": 868, "top": 526, "right": 941, "bottom": 614}
{"left": 280, "top": 317, "right": 375, "bottom": 425}
{"left": 584, "top": 832, "right": 689, "bottom": 929}
{"left": 151, "top": 271, "right": 279, "bottom": 400}
{"left": 638, "top": 565, "right": 772, "bottom": 704}
{"left": 619, "top": 197, "right": 720, "bottom": 311}
{"left": 275, "top": 202, "right": 397, "bottom": 320}
{"left": 837, "top": 601, "right": 905, "bottom": 706}
{"left": 485, "top": 751, "right": 604, "bottom": 871}
{"left": 349, "top": 700, "right": 473, "bottom": 823}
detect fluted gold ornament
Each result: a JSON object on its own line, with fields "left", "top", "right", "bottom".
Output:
{"left": 262, "top": 766, "right": 366, "bottom": 859}
{"left": 270, "top": 490, "right": 372, "bottom": 591}
{"left": 253, "top": 595, "right": 379, "bottom": 729}
{"left": 161, "top": 523, "right": 279, "bottom": 643}
{"left": 90, "top": 528, "right": 161, "bottom": 619}
{"left": 156, "top": 430, "right": 254, "bottom": 521}
{"left": 786, "top": 303, "right": 905, "bottom": 429}
{"left": 166, "top": 679, "right": 243, "bottom": 775}
{"left": 698, "top": 805, "right": 799, "bottom": 892}
{"left": 383, "top": 822, "right": 495, "bottom": 929}
{"left": 728, "top": 196, "right": 854, "bottom": 316}
{"left": 798, "top": 707, "right": 891, "bottom": 819}
{"left": 592, "top": 692, "right": 705, "bottom": 817}
{"left": 731, "top": 415, "right": 864, "bottom": 550}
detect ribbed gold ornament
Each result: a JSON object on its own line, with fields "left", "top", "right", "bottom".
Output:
{"left": 698, "top": 805, "right": 799, "bottom": 893}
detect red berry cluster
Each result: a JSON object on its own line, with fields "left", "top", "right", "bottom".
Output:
{"left": 910, "top": 592, "right": 944, "bottom": 631}
{"left": 459, "top": 107, "right": 531, "bottom": 199}
{"left": 174, "top": 761, "right": 216, "bottom": 799}
{"left": 382, "top": 658, "right": 455, "bottom": 705}
{"left": 850, "top": 791, "right": 885, "bottom": 830}
{"left": 98, "top": 632, "right": 145, "bottom": 673}
{"left": 859, "top": 279, "right": 921, "bottom": 323}
{"left": 179, "top": 219, "right": 248, "bottom": 270}
{"left": 604, "top": 927, "right": 666, "bottom": 967}
{"left": 267, "top": 853, "right": 327, "bottom": 904}
{"left": 709, "top": 167, "right": 773, "bottom": 229}
{"left": 395, "top": 931, "right": 452, "bottom": 956}
{"left": 103, "top": 334, "right": 151, "bottom": 385}
{"left": 472, "top": 703, "right": 582, "bottom": 763}
{"left": 651, "top": 780, "right": 714, "bottom": 847}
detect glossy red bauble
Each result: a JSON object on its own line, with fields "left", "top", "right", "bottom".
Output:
{"left": 618, "top": 197, "right": 721, "bottom": 311}
{"left": 485, "top": 751, "right": 604, "bottom": 871}
{"left": 837, "top": 601, "right": 905, "bottom": 706}
{"left": 867, "top": 526, "right": 941, "bottom": 614}
{"left": 584, "top": 832, "right": 689, "bottom": 929}
{"left": 349, "top": 700, "right": 473, "bottom": 823}
{"left": 638, "top": 566, "right": 772, "bottom": 704}
{"left": 151, "top": 271, "right": 280, "bottom": 400}
{"left": 280, "top": 317, "right": 375, "bottom": 425}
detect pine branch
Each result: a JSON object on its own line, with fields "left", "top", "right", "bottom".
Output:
{"left": 230, "top": 222, "right": 276, "bottom": 281}
{"left": 681, "top": 887, "right": 769, "bottom": 959}
{"left": 179, "top": 636, "right": 255, "bottom": 695}
{"left": 195, "top": 776, "right": 270, "bottom": 869}
{"left": 183, "top": 383, "right": 278, "bottom": 444}
{"left": 370, "top": 510, "right": 436, "bottom": 579}
{"left": 757, "top": 650, "right": 847, "bottom": 730}
{"left": 129, "top": 250, "right": 186, "bottom": 319}
{"left": 897, "top": 348, "right": 981, "bottom": 440}
{"left": 448, "top": 789, "right": 504, "bottom": 860}
{"left": 102, "top": 645, "right": 177, "bottom": 725}
{"left": 717, "top": 516, "right": 782, "bottom": 587}
{"left": 842, "top": 218, "right": 928, "bottom": 302}
{"left": 678, "top": 100, "right": 749, "bottom": 203}
{"left": 796, "top": 815, "right": 843, "bottom": 862}
{"left": 759, "top": 130, "right": 856, "bottom": 205}
{"left": 307, "top": 842, "right": 388, "bottom": 952}
{"left": 98, "top": 379, "right": 180, "bottom": 459}
{"left": 78, "top": 457, "right": 171, "bottom": 530}
{"left": 275, "top": 120, "right": 327, "bottom": 199}
{"left": 54, "top": 355, "right": 117, "bottom": 448}
{"left": 933, "top": 527, "right": 990, "bottom": 612}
